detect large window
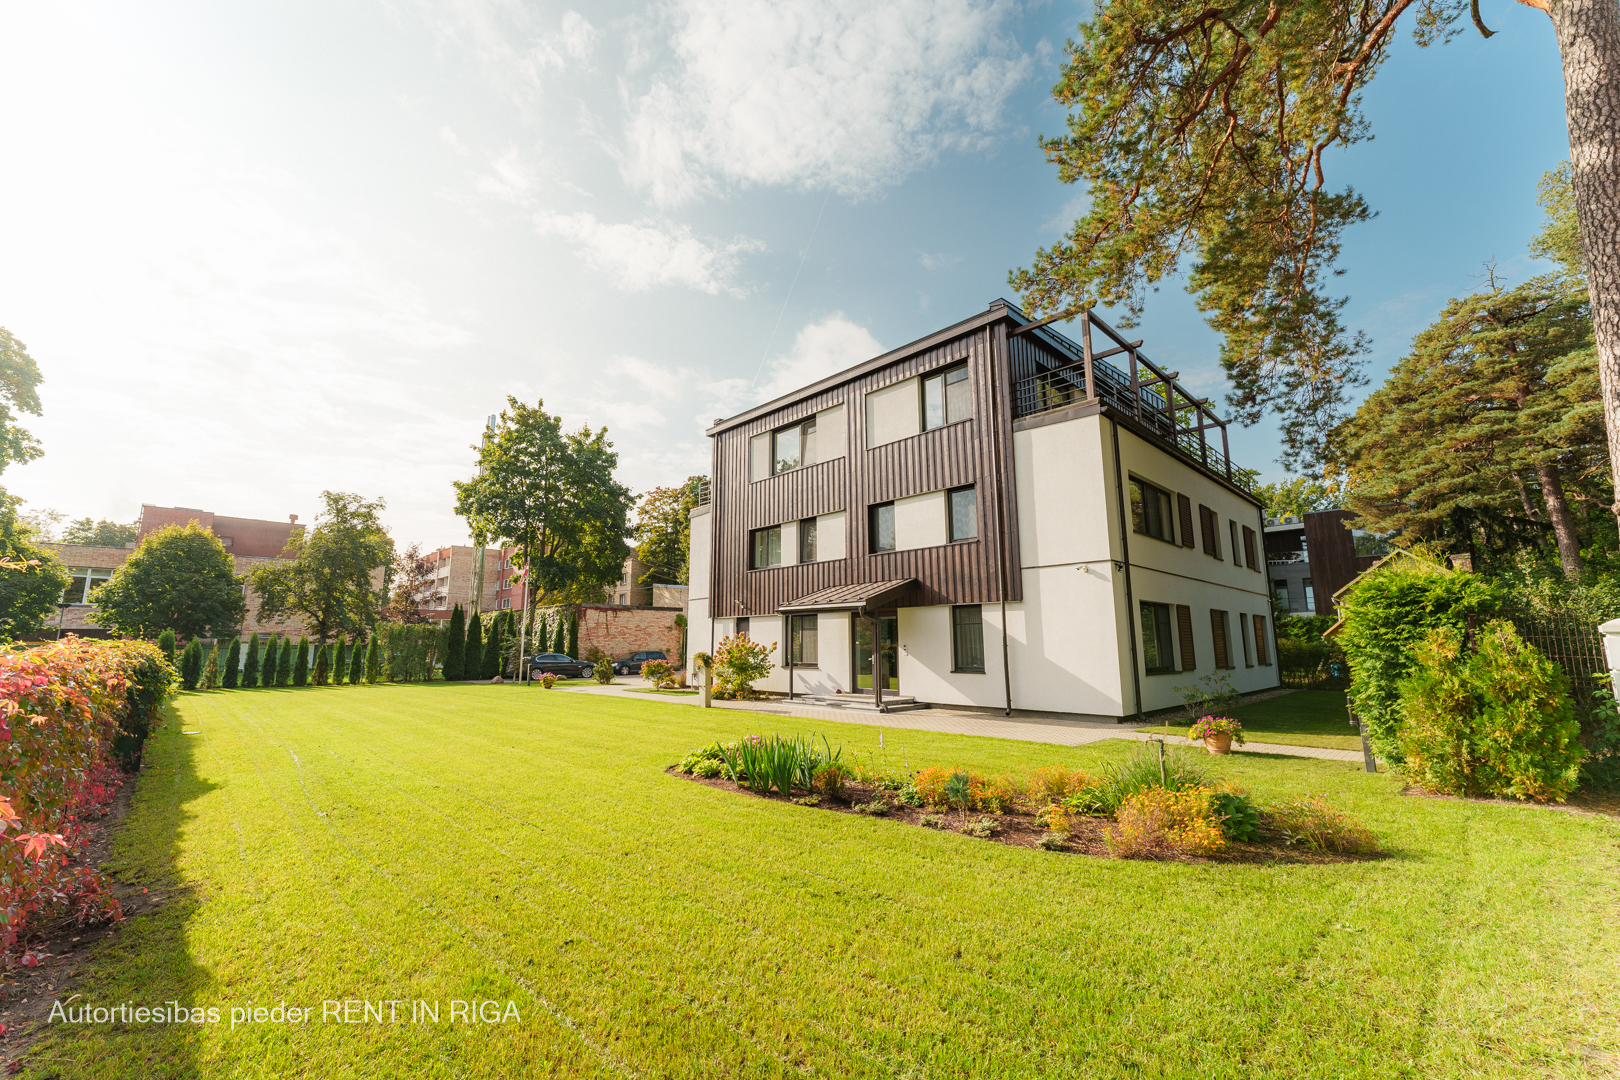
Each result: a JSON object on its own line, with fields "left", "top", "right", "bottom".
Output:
{"left": 1273, "top": 580, "right": 1290, "bottom": 613}
{"left": 923, "top": 362, "right": 972, "bottom": 430}
{"left": 1140, "top": 601, "right": 1176, "bottom": 674}
{"left": 752, "top": 525, "right": 782, "bottom": 568}
{"left": 63, "top": 567, "right": 114, "bottom": 605}
{"left": 1303, "top": 578, "right": 1316, "bottom": 612}
{"left": 799, "top": 517, "right": 817, "bottom": 562}
{"left": 952, "top": 605, "right": 985, "bottom": 672}
{"left": 1130, "top": 479, "right": 1176, "bottom": 543}
{"left": 790, "top": 614, "right": 819, "bottom": 665}
{"left": 869, "top": 502, "right": 895, "bottom": 552}
{"left": 948, "top": 486, "right": 977, "bottom": 541}
{"left": 772, "top": 416, "right": 817, "bottom": 475}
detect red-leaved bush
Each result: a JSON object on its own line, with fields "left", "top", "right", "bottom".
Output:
{"left": 0, "top": 637, "right": 172, "bottom": 960}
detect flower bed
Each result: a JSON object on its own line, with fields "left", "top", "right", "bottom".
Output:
{"left": 0, "top": 637, "right": 172, "bottom": 962}
{"left": 673, "top": 737, "right": 1380, "bottom": 863}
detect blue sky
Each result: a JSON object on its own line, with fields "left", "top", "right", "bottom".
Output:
{"left": 0, "top": 0, "right": 1576, "bottom": 548}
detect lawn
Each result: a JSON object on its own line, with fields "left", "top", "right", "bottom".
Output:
{"left": 26, "top": 684, "right": 1620, "bottom": 1078}
{"left": 1140, "top": 689, "right": 1365, "bottom": 750}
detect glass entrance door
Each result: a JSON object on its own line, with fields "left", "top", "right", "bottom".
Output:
{"left": 853, "top": 613, "right": 899, "bottom": 693}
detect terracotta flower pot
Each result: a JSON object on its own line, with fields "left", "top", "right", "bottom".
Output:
{"left": 1203, "top": 733, "right": 1233, "bottom": 755}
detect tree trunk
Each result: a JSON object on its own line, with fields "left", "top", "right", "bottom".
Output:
{"left": 1536, "top": 461, "right": 1586, "bottom": 580}
{"left": 1553, "top": 0, "right": 1620, "bottom": 536}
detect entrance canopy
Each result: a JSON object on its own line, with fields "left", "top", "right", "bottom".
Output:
{"left": 777, "top": 579, "right": 916, "bottom": 616}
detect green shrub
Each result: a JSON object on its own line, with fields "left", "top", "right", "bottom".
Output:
{"left": 292, "top": 637, "right": 310, "bottom": 686}
{"left": 812, "top": 762, "right": 848, "bottom": 801}
{"left": 1171, "top": 672, "right": 1240, "bottom": 721}
{"left": 364, "top": 636, "right": 381, "bottom": 683}
{"left": 157, "top": 629, "right": 176, "bottom": 664}
{"left": 711, "top": 633, "right": 773, "bottom": 698}
{"left": 221, "top": 639, "right": 240, "bottom": 689}
{"left": 1396, "top": 621, "right": 1585, "bottom": 801}
{"left": 1266, "top": 797, "right": 1379, "bottom": 854}
{"left": 348, "top": 637, "right": 366, "bottom": 685}
{"left": 263, "top": 635, "right": 281, "bottom": 686}
{"left": 717, "top": 734, "right": 840, "bottom": 795}
{"left": 179, "top": 638, "right": 203, "bottom": 691}
{"left": 275, "top": 635, "right": 293, "bottom": 686}
{"left": 1065, "top": 744, "right": 1209, "bottom": 815}
{"left": 1335, "top": 553, "right": 1501, "bottom": 761}
{"left": 442, "top": 605, "right": 465, "bottom": 681}
{"left": 962, "top": 816, "right": 1000, "bottom": 838}
{"left": 242, "top": 635, "right": 261, "bottom": 688}
{"left": 1038, "top": 831, "right": 1066, "bottom": 851}
{"left": 1583, "top": 688, "right": 1620, "bottom": 789}
{"left": 465, "top": 613, "right": 483, "bottom": 679}
{"left": 1210, "top": 789, "right": 1261, "bottom": 841}
{"left": 203, "top": 643, "right": 220, "bottom": 689}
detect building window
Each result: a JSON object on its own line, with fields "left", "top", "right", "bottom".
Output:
{"left": 1239, "top": 611, "right": 1253, "bottom": 667}
{"left": 1140, "top": 601, "right": 1176, "bottom": 674}
{"left": 735, "top": 617, "right": 750, "bottom": 639}
{"left": 772, "top": 416, "right": 817, "bottom": 475}
{"left": 1199, "top": 505, "right": 1222, "bottom": 559}
{"left": 923, "top": 362, "right": 972, "bottom": 430}
{"left": 952, "top": 605, "right": 985, "bottom": 672}
{"left": 1303, "top": 578, "right": 1316, "bottom": 612}
{"left": 790, "top": 614, "right": 819, "bottom": 665}
{"left": 1210, "top": 609, "right": 1233, "bottom": 669}
{"left": 948, "top": 486, "right": 977, "bottom": 541}
{"left": 869, "top": 502, "right": 895, "bottom": 552}
{"left": 1230, "top": 520, "right": 1241, "bottom": 567}
{"left": 1130, "top": 479, "right": 1175, "bottom": 543}
{"left": 752, "top": 525, "right": 782, "bottom": 568}
{"left": 799, "top": 517, "right": 817, "bottom": 562}
{"left": 63, "top": 567, "right": 114, "bottom": 605}
{"left": 1273, "top": 580, "right": 1290, "bottom": 613}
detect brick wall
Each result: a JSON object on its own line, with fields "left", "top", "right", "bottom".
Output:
{"left": 577, "top": 605, "right": 683, "bottom": 663}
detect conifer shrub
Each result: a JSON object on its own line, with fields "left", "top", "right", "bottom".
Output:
{"left": 533, "top": 614, "right": 549, "bottom": 656}
{"left": 465, "top": 613, "right": 483, "bottom": 679}
{"left": 313, "top": 641, "right": 330, "bottom": 686}
{"left": 365, "top": 636, "right": 381, "bottom": 682}
{"left": 331, "top": 641, "right": 347, "bottom": 685}
{"left": 261, "top": 636, "right": 279, "bottom": 687}
{"left": 222, "top": 638, "right": 241, "bottom": 689}
{"left": 157, "top": 629, "right": 176, "bottom": 664}
{"left": 349, "top": 637, "right": 366, "bottom": 685}
{"left": 203, "top": 643, "right": 220, "bottom": 690}
{"left": 566, "top": 613, "right": 578, "bottom": 658}
{"left": 1396, "top": 620, "right": 1585, "bottom": 801}
{"left": 292, "top": 637, "right": 310, "bottom": 687}
{"left": 442, "top": 605, "right": 465, "bottom": 681}
{"left": 1335, "top": 554, "right": 1501, "bottom": 761}
{"left": 483, "top": 617, "right": 503, "bottom": 679}
{"left": 554, "top": 616, "right": 568, "bottom": 655}
{"left": 179, "top": 638, "right": 203, "bottom": 691}
{"left": 276, "top": 635, "right": 293, "bottom": 686}
{"left": 242, "top": 635, "right": 261, "bottom": 688}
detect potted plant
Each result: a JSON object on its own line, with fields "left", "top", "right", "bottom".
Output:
{"left": 1188, "top": 715, "right": 1244, "bottom": 755}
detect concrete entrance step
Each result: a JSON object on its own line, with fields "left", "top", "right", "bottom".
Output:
{"left": 795, "top": 694, "right": 929, "bottom": 713}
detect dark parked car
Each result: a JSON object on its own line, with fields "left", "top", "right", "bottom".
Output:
{"left": 613, "top": 650, "right": 667, "bottom": 676}
{"left": 528, "top": 653, "right": 594, "bottom": 680}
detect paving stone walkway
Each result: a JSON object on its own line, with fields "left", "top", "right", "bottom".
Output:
{"left": 558, "top": 684, "right": 1369, "bottom": 764}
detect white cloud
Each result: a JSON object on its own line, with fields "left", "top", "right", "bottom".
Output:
{"left": 534, "top": 209, "right": 764, "bottom": 295}
{"left": 622, "top": 0, "right": 1032, "bottom": 205}
{"left": 700, "top": 314, "right": 882, "bottom": 420}
{"left": 920, "top": 252, "right": 962, "bottom": 270}
{"left": 395, "top": 2, "right": 598, "bottom": 108}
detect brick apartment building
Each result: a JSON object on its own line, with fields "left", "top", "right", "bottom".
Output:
{"left": 45, "top": 504, "right": 311, "bottom": 640}
{"left": 413, "top": 545, "right": 502, "bottom": 622}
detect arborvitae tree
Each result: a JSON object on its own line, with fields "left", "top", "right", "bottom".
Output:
{"left": 157, "top": 629, "right": 176, "bottom": 665}
{"left": 442, "top": 604, "right": 466, "bottom": 681}
{"left": 349, "top": 637, "right": 366, "bottom": 684}
{"left": 483, "top": 617, "right": 503, "bottom": 679}
{"left": 364, "top": 635, "right": 381, "bottom": 683}
{"left": 313, "top": 639, "right": 331, "bottom": 685}
{"left": 263, "top": 635, "right": 281, "bottom": 687}
{"left": 533, "top": 613, "right": 549, "bottom": 657}
{"left": 465, "top": 613, "right": 483, "bottom": 680}
{"left": 204, "top": 643, "right": 220, "bottom": 689}
{"left": 180, "top": 638, "right": 203, "bottom": 690}
{"left": 332, "top": 640, "right": 348, "bottom": 685}
{"left": 242, "top": 635, "right": 261, "bottom": 688}
{"left": 292, "top": 636, "right": 310, "bottom": 687}
{"left": 276, "top": 635, "right": 293, "bottom": 686}
{"left": 222, "top": 638, "right": 241, "bottom": 689}
{"left": 562, "top": 612, "right": 575, "bottom": 657}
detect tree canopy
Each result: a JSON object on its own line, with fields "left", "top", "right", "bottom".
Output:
{"left": 383, "top": 541, "right": 435, "bottom": 623}
{"left": 633, "top": 476, "right": 704, "bottom": 585}
{"left": 1013, "top": 1, "right": 1620, "bottom": 488}
{"left": 1254, "top": 476, "right": 1339, "bottom": 520}
{"left": 0, "top": 329, "right": 43, "bottom": 474}
{"left": 0, "top": 493, "right": 69, "bottom": 640}
{"left": 92, "top": 522, "right": 245, "bottom": 639}
{"left": 251, "top": 491, "right": 393, "bottom": 645}
{"left": 453, "top": 399, "right": 633, "bottom": 608}
{"left": 60, "top": 518, "right": 138, "bottom": 547}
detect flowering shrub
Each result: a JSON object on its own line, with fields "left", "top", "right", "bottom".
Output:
{"left": 1188, "top": 716, "right": 1245, "bottom": 745}
{"left": 1028, "top": 765, "right": 1096, "bottom": 804}
{"left": 640, "top": 659, "right": 676, "bottom": 688}
{"left": 1267, "top": 797, "right": 1379, "bottom": 854}
{"left": 540, "top": 673, "right": 557, "bottom": 689}
{"left": 1106, "top": 788, "right": 1226, "bottom": 857}
{"left": 711, "top": 634, "right": 773, "bottom": 699}
{"left": 1034, "top": 802, "right": 1073, "bottom": 836}
{"left": 0, "top": 636, "right": 172, "bottom": 957}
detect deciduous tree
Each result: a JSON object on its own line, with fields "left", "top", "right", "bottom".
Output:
{"left": 92, "top": 523, "right": 244, "bottom": 639}
{"left": 383, "top": 542, "right": 434, "bottom": 623}
{"left": 1013, "top": 0, "right": 1620, "bottom": 493}
{"left": 60, "top": 518, "right": 137, "bottom": 547}
{"left": 251, "top": 491, "right": 392, "bottom": 648}
{"left": 1254, "top": 477, "right": 1339, "bottom": 520}
{"left": 632, "top": 477, "right": 704, "bottom": 585}
{"left": 0, "top": 329, "right": 44, "bottom": 473}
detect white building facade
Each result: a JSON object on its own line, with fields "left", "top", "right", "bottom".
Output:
{"left": 686, "top": 300, "right": 1279, "bottom": 719}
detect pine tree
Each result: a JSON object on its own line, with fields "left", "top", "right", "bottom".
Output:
{"left": 222, "top": 638, "right": 241, "bottom": 689}
{"left": 348, "top": 637, "right": 366, "bottom": 684}
{"left": 365, "top": 635, "right": 381, "bottom": 682}
{"left": 443, "top": 604, "right": 466, "bottom": 681}
{"left": 243, "top": 635, "right": 261, "bottom": 688}
{"left": 292, "top": 636, "right": 310, "bottom": 686}
{"left": 180, "top": 638, "right": 203, "bottom": 690}
{"left": 465, "top": 612, "right": 483, "bottom": 680}
{"left": 483, "top": 616, "right": 503, "bottom": 679}
{"left": 157, "top": 629, "right": 176, "bottom": 665}
{"left": 276, "top": 635, "right": 293, "bottom": 686}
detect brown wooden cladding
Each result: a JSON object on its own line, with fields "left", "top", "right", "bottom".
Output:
{"left": 709, "top": 324, "right": 1023, "bottom": 618}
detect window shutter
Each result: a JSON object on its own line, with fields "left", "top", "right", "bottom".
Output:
{"left": 1242, "top": 526, "right": 1258, "bottom": 570}
{"left": 1199, "top": 505, "right": 1218, "bottom": 557}
{"left": 1177, "top": 494, "right": 1194, "bottom": 549}
{"left": 1210, "top": 609, "right": 1230, "bottom": 669}
{"left": 1176, "top": 604, "right": 1195, "bottom": 671}
{"left": 1253, "top": 614, "right": 1270, "bottom": 666}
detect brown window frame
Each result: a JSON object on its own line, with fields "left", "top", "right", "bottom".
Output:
{"left": 1177, "top": 494, "right": 1195, "bottom": 550}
